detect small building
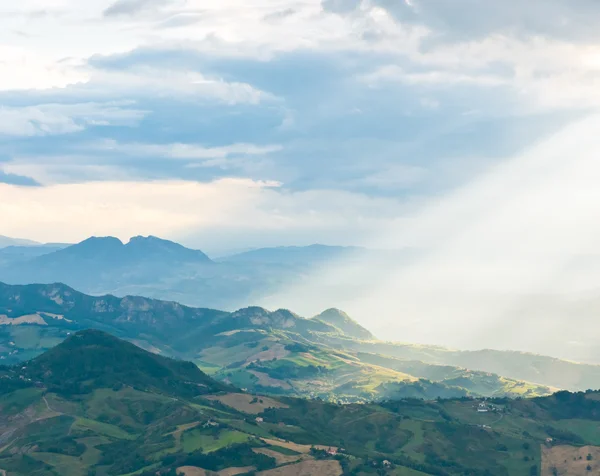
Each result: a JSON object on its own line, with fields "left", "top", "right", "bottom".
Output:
{"left": 382, "top": 460, "right": 392, "bottom": 468}
{"left": 327, "top": 448, "right": 338, "bottom": 456}
{"left": 477, "top": 403, "right": 489, "bottom": 413}
{"left": 546, "top": 438, "right": 554, "bottom": 444}
{"left": 255, "top": 417, "right": 264, "bottom": 423}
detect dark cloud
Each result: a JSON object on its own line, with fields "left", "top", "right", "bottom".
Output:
{"left": 103, "top": 0, "right": 171, "bottom": 17}
{"left": 0, "top": 170, "right": 40, "bottom": 187}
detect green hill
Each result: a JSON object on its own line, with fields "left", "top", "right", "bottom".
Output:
{"left": 23, "top": 330, "right": 228, "bottom": 397}
{"left": 313, "top": 308, "right": 375, "bottom": 340}
{"left": 1, "top": 333, "right": 600, "bottom": 476}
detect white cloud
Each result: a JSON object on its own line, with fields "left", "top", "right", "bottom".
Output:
{"left": 104, "top": 0, "right": 173, "bottom": 17}
{"left": 1, "top": 141, "right": 284, "bottom": 184}
{"left": 361, "top": 65, "right": 506, "bottom": 87}
{"left": 81, "top": 67, "right": 275, "bottom": 104}
{"left": 0, "top": 102, "right": 147, "bottom": 137}
{"left": 0, "top": 47, "right": 87, "bottom": 91}
{"left": 0, "top": 177, "right": 402, "bottom": 248}
{"left": 95, "top": 140, "right": 283, "bottom": 161}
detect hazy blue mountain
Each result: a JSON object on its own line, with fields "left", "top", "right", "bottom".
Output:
{"left": 219, "top": 244, "right": 365, "bottom": 266}
{"left": 0, "top": 245, "right": 65, "bottom": 265}
{"left": 0, "top": 235, "right": 40, "bottom": 248}
{"left": 34, "top": 235, "right": 211, "bottom": 267}
{"left": 0, "top": 236, "right": 216, "bottom": 301}
{"left": 0, "top": 237, "right": 378, "bottom": 310}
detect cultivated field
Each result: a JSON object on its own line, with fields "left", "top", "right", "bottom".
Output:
{"left": 542, "top": 445, "right": 600, "bottom": 475}
{"left": 206, "top": 393, "right": 289, "bottom": 414}
{"left": 257, "top": 459, "right": 342, "bottom": 476}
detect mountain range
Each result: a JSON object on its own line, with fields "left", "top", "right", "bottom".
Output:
{"left": 2, "top": 282, "right": 600, "bottom": 405}
{"left": 0, "top": 236, "right": 367, "bottom": 311}
{"left": 0, "top": 236, "right": 42, "bottom": 248}
{"left": 1, "top": 329, "right": 600, "bottom": 476}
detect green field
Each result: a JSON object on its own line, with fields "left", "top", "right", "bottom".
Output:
{"left": 72, "top": 417, "right": 136, "bottom": 440}
{"left": 182, "top": 429, "right": 251, "bottom": 453}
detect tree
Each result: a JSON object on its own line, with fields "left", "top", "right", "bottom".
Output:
{"left": 587, "top": 453, "right": 593, "bottom": 461}
{"left": 529, "top": 465, "right": 538, "bottom": 476}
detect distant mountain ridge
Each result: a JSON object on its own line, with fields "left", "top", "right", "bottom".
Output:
{"left": 36, "top": 235, "right": 212, "bottom": 265}
{"left": 0, "top": 236, "right": 365, "bottom": 310}
{"left": 219, "top": 244, "right": 365, "bottom": 265}
{"left": 1, "top": 282, "right": 599, "bottom": 403}
{"left": 0, "top": 235, "right": 41, "bottom": 248}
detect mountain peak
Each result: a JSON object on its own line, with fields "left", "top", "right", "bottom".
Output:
{"left": 59, "top": 236, "right": 124, "bottom": 259}
{"left": 230, "top": 306, "right": 336, "bottom": 334}
{"left": 313, "top": 308, "right": 375, "bottom": 340}
{"left": 79, "top": 236, "right": 123, "bottom": 245}
{"left": 125, "top": 235, "right": 211, "bottom": 262}
{"left": 127, "top": 235, "right": 171, "bottom": 245}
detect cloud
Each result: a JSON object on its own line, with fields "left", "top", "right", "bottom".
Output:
{"left": 368, "top": 0, "right": 600, "bottom": 43}
{"left": 0, "top": 102, "right": 148, "bottom": 137}
{"left": 88, "top": 141, "right": 283, "bottom": 173}
{"left": 0, "top": 170, "right": 40, "bottom": 187}
{"left": 321, "top": 0, "right": 362, "bottom": 15}
{"left": 0, "top": 46, "right": 87, "bottom": 91}
{"left": 0, "top": 178, "right": 403, "bottom": 252}
{"left": 361, "top": 65, "right": 506, "bottom": 87}
{"left": 95, "top": 140, "right": 283, "bottom": 161}
{"left": 104, "top": 0, "right": 173, "bottom": 17}
{"left": 0, "top": 139, "right": 284, "bottom": 186}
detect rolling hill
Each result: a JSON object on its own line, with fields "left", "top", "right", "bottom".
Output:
{"left": 2, "top": 282, "right": 600, "bottom": 403}
{"left": 313, "top": 308, "right": 375, "bottom": 340}
{"left": 1, "top": 331, "right": 600, "bottom": 476}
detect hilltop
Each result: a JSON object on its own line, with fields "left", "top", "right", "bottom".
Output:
{"left": 24, "top": 330, "right": 228, "bottom": 396}
{"left": 1, "top": 332, "right": 600, "bottom": 475}
{"left": 313, "top": 308, "right": 375, "bottom": 340}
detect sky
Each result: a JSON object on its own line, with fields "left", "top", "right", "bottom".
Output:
{"left": 3, "top": 0, "right": 600, "bottom": 355}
